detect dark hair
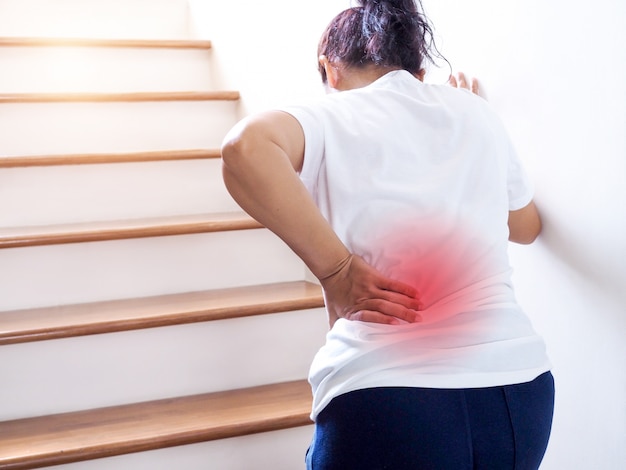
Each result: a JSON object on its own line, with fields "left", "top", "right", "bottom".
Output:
{"left": 317, "top": 0, "right": 443, "bottom": 83}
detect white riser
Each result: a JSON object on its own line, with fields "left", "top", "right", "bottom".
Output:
{"left": 45, "top": 426, "right": 313, "bottom": 470}
{"left": 0, "top": 0, "right": 191, "bottom": 39}
{"left": 0, "top": 230, "right": 305, "bottom": 311}
{"left": 0, "top": 101, "right": 238, "bottom": 156}
{"left": 0, "top": 160, "right": 240, "bottom": 226}
{"left": 0, "top": 308, "right": 327, "bottom": 420}
{"left": 0, "top": 47, "right": 214, "bottom": 93}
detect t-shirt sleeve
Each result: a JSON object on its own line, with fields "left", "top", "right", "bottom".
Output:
{"left": 506, "top": 138, "right": 534, "bottom": 211}
{"left": 483, "top": 102, "right": 535, "bottom": 211}
{"left": 281, "top": 106, "right": 325, "bottom": 196}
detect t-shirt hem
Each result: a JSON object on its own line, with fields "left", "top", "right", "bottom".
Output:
{"left": 310, "top": 364, "right": 552, "bottom": 421}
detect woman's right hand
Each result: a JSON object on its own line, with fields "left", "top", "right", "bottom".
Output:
{"left": 319, "top": 254, "right": 423, "bottom": 328}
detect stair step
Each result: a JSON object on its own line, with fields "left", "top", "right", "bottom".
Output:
{"left": 0, "top": 281, "right": 324, "bottom": 345}
{"left": 0, "top": 91, "right": 240, "bottom": 103}
{"left": 0, "top": 229, "right": 305, "bottom": 311}
{"left": 0, "top": 380, "right": 313, "bottom": 470}
{"left": 0, "top": 1, "right": 191, "bottom": 40}
{"left": 45, "top": 426, "right": 315, "bottom": 470}
{"left": 0, "top": 37, "right": 213, "bottom": 49}
{"left": 1, "top": 158, "right": 240, "bottom": 226}
{"left": 0, "top": 302, "right": 325, "bottom": 420}
{"left": 0, "top": 100, "right": 237, "bottom": 155}
{"left": 0, "top": 213, "right": 262, "bottom": 249}
{"left": 0, "top": 42, "right": 216, "bottom": 93}
{"left": 0, "top": 149, "right": 220, "bottom": 168}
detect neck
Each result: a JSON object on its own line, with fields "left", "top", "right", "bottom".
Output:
{"left": 335, "top": 65, "right": 400, "bottom": 91}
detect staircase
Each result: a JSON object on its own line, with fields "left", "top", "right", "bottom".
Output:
{"left": 0, "top": 1, "right": 327, "bottom": 468}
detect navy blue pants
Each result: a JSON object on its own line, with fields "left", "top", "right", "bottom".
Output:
{"left": 306, "top": 372, "right": 554, "bottom": 470}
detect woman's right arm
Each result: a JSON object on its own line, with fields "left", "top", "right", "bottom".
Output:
{"left": 221, "top": 111, "right": 422, "bottom": 326}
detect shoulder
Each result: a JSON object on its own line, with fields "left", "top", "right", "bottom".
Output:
{"left": 282, "top": 91, "right": 357, "bottom": 132}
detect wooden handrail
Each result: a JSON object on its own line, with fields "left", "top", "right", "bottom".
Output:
{"left": 0, "top": 380, "right": 312, "bottom": 469}
{"left": 0, "top": 91, "right": 240, "bottom": 103}
{"left": 0, "top": 213, "right": 263, "bottom": 249}
{"left": 0, "top": 281, "right": 324, "bottom": 345}
{"left": 0, "top": 37, "right": 212, "bottom": 49}
{"left": 0, "top": 149, "right": 221, "bottom": 168}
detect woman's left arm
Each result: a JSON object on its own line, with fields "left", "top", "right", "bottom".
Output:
{"left": 221, "top": 111, "right": 422, "bottom": 326}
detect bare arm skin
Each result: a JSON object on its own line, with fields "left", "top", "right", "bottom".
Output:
{"left": 508, "top": 200, "right": 542, "bottom": 244}
{"left": 221, "top": 110, "right": 421, "bottom": 327}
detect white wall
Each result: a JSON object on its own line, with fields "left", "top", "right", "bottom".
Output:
{"left": 188, "top": 0, "right": 349, "bottom": 115}
{"left": 191, "top": 1, "right": 626, "bottom": 468}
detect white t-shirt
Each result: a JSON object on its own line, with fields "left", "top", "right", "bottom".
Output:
{"left": 283, "top": 70, "right": 550, "bottom": 420}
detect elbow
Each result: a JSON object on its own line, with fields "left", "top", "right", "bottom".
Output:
{"left": 509, "top": 224, "right": 541, "bottom": 245}
{"left": 507, "top": 201, "right": 542, "bottom": 245}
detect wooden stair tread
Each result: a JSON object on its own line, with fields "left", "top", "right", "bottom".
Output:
{"left": 0, "top": 91, "right": 239, "bottom": 103}
{"left": 0, "top": 37, "right": 213, "bottom": 49}
{"left": 0, "top": 149, "right": 221, "bottom": 168}
{"left": 0, "top": 281, "right": 324, "bottom": 345}
{"left": 0, "top": 380, "right": 313, "bottom": 469}
{"left": 0, "top": 212, "right": 263, "bottom": 249}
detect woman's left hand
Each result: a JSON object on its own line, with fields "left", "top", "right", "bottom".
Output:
{"left": 448, "top": 72, "right": 480, "bottom": 96}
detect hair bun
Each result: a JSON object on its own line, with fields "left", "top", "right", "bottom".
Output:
{"left": 359, "top": 0, "right": 418, "bottom": 13}
{"left": 317, "top": 0, "right": 444, "bottom": 83}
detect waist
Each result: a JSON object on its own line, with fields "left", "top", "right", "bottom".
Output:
{"left": 308, "top": 307, "right": 550, "bottom": 420}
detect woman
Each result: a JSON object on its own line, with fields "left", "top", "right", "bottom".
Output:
{"left": 222, "top": 0, "right": 554, "bottom": 468}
